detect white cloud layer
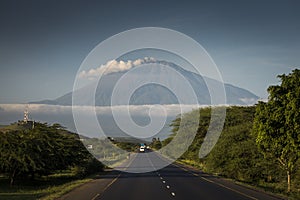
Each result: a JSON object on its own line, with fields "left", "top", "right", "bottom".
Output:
{"left": 238, "top": 98, "right": 259, "bottom": 105}
{"left": 0, "top": 104, "right": 204, "bottom": 138}
{"left": 0, "top": 103, "right": 242, "bottom": 139}
{"left": 79, "top": 57, "right": 156, "bottom": 80}
{"left": 0, "top": 104, "right": 204, "bottom": 117}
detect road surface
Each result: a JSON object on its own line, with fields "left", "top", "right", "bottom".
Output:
{"left": 61, "top": 152, "right": 283, "bottom": 200}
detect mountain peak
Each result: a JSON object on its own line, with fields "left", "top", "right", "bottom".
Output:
{"left": 31, "top": 59, "right": 259, "bottom": 106}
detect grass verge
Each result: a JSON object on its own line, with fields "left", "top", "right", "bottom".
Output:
{"left": 39, "top": 178, "right": 92, "bottom": 200}
{"left": 0, "top": 173, "right": 94, "bottom": 200}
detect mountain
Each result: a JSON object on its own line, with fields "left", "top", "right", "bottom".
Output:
{"left": 31, "top": 60, "right": 259, "bottom": 106}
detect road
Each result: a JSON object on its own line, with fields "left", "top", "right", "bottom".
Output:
{"left": 61, "top": 152, "right": 283, "bottom": 200}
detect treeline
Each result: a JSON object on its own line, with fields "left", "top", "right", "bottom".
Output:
{"left": 168, "top": 106, "right": 299, "bottom": 197}
{"left": 167, "top": 69, "right": 300, "bottom": 198}
{"left": 0, "top": 122, "right": 103, "bottom": 186}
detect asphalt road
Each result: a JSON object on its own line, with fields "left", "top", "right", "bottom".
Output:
{"left": 61, "top": 152, "right": 283, "bottom": 200}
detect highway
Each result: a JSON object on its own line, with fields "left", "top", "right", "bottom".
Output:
{"left": 61, "top": 152, "right": 283, "bottom": 200}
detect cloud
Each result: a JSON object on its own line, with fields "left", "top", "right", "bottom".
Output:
{"left": 0, "top": 103, "right": 236, "bottom": 138}
{"left": 0, "top": 103, "right": 210, "bottom": 127}
{"left": 0, "top": 103, "right": 237, "bottom": 117}
{"left": 0, "top": 104, "right": 201, "bottom": 137}
{"left": 238, "top": 98, "right": 259, "bottom": 105}
{"left": 79, "top": 57, "right": 156, "bottom": 80}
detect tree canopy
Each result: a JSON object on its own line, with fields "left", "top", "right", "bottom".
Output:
{"left": 253, "top": 69, "right": 300, "bottom": 192}
{"left": 0, "top": 122, "right": 103, "bottom": 186}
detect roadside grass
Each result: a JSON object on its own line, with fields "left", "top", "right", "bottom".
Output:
{"left": 39, "top": 178, "right": 92, "bottom": 200}
{"left": 255, "top": 181, "right": 300, "bottom": 200}
{"left": 0, "top": 172, "right": 93, "bottom": 200}
{"left": 177, "top": 159, "right": 203, "bottom": 170}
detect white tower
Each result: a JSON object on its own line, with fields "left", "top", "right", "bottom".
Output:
{"left": 23, "top": 107, "right": 29, "bottom": 124}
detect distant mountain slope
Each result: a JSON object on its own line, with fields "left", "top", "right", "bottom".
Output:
{"left": 31, "top": 60, "right": 259, "bottom": 106}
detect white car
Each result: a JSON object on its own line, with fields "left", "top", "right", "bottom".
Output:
{"left": 139, "top": 146, "right": 145, "bottom": 152}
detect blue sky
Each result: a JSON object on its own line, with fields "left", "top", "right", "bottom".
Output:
{"left": 0, "top": 0, "right": 299, "bottom": 103}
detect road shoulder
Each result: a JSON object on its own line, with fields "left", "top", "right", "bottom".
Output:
{"left": 57, "top": 170, "right": 120, "bottom": 200}
{"left": 174, "top": 161, "right": 287, "bottom": 200}
{"left": 57, "top": 155, "right": 136, "bottom": 200}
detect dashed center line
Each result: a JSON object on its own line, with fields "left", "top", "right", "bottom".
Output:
{"left": 157, "top": 173, "right": 175, "bottom": 197}
{"left": 146, "top": 154, "right": 178, "bottom": 199}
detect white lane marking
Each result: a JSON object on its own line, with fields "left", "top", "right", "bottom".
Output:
{"left": 145, "top": 152, "right": 157, "bottom": 171}
{"left": 146, "top": 153, "right": 178, "bottom": 198}
{"left": 192, "top": 173, "right": 199, "bottom": 177}
{"left": 171, "top": 163, "right": 259, "bottom": 200}
{"left": 90, "top": 173, "right": 121, "bottom": 200}
{"left": 91, "top": 193, "right": 100, "bottom": 200}
{"left": 91, "top": 153, "right": 138, "bottom": 200}
{"left": 181, "top": 167, "right": 188, "bottom": 172}
{"left": 200, "top": 177, "right": 258, "bottom": 200}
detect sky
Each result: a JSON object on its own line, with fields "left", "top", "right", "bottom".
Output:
{"left": 0, "top": 0, "right": 299, "bottom": 103}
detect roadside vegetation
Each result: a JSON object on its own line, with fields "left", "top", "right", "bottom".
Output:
{"left": 165, "top": 69, "right": 300, "bottom": 199}
{"left": 0, "top": 122, "right": 104, "bottom": 200}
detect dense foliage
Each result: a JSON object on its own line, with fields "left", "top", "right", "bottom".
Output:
{"left": 168, "top": 106, "right": 299, "bottom": 197}
{"left": 0, "top": 122, "right": 103, "bottom": 186}
{"left": 253, "top": 69, "right": 300, "bottom": 192}
{"left": 151, "top": 138, "right": 162, "bottom": 150}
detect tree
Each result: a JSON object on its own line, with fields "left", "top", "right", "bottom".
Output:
{"left": 151, "top": 137, "right": 162, "bottom": 150}
{"left": 0, "top": 130, "right": 28, "bottom": 186}
{"left": 253, "top": 69, "right": 300, "bottom": 192}
{"left": 0, "top": 122, "right": 102, "bottom": 186}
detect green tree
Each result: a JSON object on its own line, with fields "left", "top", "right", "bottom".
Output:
{"left": 0, "top": 122, "right": 102, "bottom": 186}
{"left": 0, "top": 130, "right": 28, "bottom": 186}
{"left": 253, "top": 69, "right": 300, "bottom": 192}
{"left": 151, "top": 137, "right": 162, "bottom": 150}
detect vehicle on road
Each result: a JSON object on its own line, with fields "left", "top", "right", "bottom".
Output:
{"left": 139, "top": 146, "right": 145, "bottom": 152}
